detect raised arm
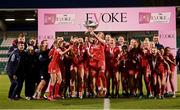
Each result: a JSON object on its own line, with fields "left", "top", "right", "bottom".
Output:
{"left": 59, "top": 45, "right": 73, "bottom": 55}
{"left": 166, "top": 56, "right": 176, "bottom": 65}
{"left": 164, "top": 59, "right": 171, "bottom": 73}
{"left": 90, "top": 31, "right": 105, "bottom": 45}
{"left": 86, "top": 46, "right": 93, "bottom": 58}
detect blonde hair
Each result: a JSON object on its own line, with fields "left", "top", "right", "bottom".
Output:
{"left": 53, "top": 39, "right": 59, "bottom": 48}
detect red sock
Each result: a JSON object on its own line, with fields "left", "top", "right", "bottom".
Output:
{"left": 99, "top": 71, "right": 107, "bottom": 89}
{"left": 49, "top": 84, "right": 54, "bottom": 97}
{"left": 54, "top": 83, "right": 60, "bottom": 97}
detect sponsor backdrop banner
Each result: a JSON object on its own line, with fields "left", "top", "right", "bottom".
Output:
{"left": 38, "top": 7, "right": 177, "bottom": 91}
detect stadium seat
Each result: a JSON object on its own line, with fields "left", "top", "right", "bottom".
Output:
{"left": 0, "top": 38, "right": 13, "bottom": 74}
{"left": 1, "top": 38, "right": 16, "bottom": 47}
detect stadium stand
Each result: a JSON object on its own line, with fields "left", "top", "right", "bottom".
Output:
{"left": 0, "top": 38, "right": 15, "bottom": 73}
{"left": 177, "top": 37, "right": 180, "bottom": 48}
{"left": 1, "top": 38, "right": 16, "bottom": 47}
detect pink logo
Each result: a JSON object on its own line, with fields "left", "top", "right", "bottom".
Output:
{"left": 139, "top": 12, "right": 151, "bottom": 24}
{"left": 44, "top": 13, "right": 56, "bottom": 25}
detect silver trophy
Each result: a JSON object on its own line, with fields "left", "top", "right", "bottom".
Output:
{"left": 84, "top": 20, "right": 98, "bottom": 34}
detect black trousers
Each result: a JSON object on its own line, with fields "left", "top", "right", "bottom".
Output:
{"left": 25, "top": 76, "right": 36, "bottom": 97}
{"left": 178, "top": 62, "right": 180, "bottom": 71}
{"left": 16, "top": 74, "right": 25, "bottom": 98}
{"left": 64, "top": 64, "right": 71, "bottom": 96}
{"left": 8, "top": 75, "right": 18, "bottom": 99}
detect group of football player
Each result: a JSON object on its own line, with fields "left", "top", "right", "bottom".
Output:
{"left": 7, "top": 32, "right": 176, "bottom": 101}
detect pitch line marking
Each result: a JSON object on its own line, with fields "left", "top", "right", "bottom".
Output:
{"left": 104, "top": 98, "right": 110, "bottom": 110}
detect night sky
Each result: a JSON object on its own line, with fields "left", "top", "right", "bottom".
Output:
{"left": 0, "top": 0, "right": 170, "bottom": 8}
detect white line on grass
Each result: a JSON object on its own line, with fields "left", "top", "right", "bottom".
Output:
{"left": 104, "top": 98, "right": 110, "bottom": 110}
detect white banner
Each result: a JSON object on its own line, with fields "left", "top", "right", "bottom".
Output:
{"left": 44, "top": 13, "right": 75, "bottom": 25}
{"left": 150, "top": 12, "right": 171, "bottom": 23}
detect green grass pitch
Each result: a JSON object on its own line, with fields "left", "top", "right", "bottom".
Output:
{"left": 0, "top": 74, "right": 180, "bottom": 109}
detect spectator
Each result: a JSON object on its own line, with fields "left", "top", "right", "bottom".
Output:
{"left": 8, "top": 39, "right": 18, "bottom": 56}
{"left": 28, "top": 37, "right": 38, "bottom": 50}
{"left": 6, "top": 41, "right": 26, "bottom": 100}
{"left": 8, "top": 33, "right": 26, "bottom": 55}
{"left": 25, "top": 45, "right": 38, "bottom": 100}
{"left": 33, "top": 40, "right": 50, "bottom": 100}
{"left": 153, "top": 35, "right": 164, "bottom": 50}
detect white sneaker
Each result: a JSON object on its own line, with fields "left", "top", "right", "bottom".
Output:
{"left": 37, "top": 92, "right": 41, "bottom": 100}
{"left": 148, "top": 94, "right": 154, "bottom": 99}
{"left": 26, "top": 97, "right": 31, "bottom": 100}
{"left": 172, "top": 94, "right": 176, "bottom": 98}
{"left": 32, "top": 92, "right": 37, "bottom": 99}
{"left": 43, "top": 94, "right": 48, "bottom": 99}
{"left": 79, "top": 96, "right": 83, "bottom": 99}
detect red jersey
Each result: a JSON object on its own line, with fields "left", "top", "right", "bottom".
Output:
{"left": 157, "top": 57, "right": 167, "bottom": 74}
{"left": 48, "top": 48, "right": 62, "bottom": 74}
{"left": 165, "top": 53, "right": 175, "bottom": 72}
{"left": 105, "top": 45, "right": 114, "bottom": 65}
{"left": 119, "top": 52, "right": 128, "bottom": 72}
{"left": 90, "top": 43, "right": 105, "bottom": 61}
{"left": 72, "top": 45, "right": 86, "bottom": 65}
{"left": 127, "top": 47, "right": 141, "bottom": 70}
{"left": 49, "top": 48, "right": 62, "bottom": 64}
{"left": 72, "top": 45, "right": 78, "bottom": 65}
{"left": 149, "top": 54, "right": 167, "bottom": 75}
{"left": 112, "top": 46, "right": 121, "bottom": 67}
{"left": 141, "top": 49, "right": 150, "bottom": 68}
{"left": 78, "top": 45, "right": 86, "bottom": 63}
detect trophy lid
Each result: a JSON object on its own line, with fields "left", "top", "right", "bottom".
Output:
{"left": 84, "top": 20, "right": 98, "bottom": 27}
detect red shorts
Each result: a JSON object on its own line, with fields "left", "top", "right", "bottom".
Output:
{"left": 142, "top": 65, "right": 151, "bottom": 75}
{"left": 141, "top": 58, "right": 149, "bottom": 67}
{"left": 113, "top": 65, "right": 119, "bottom": 73}
{"left": 111, "top": 59, "right": 119, "bottom": 73}
{"left": 121, "top": 70, "right": 129, "bottom": 78}
{"left": 158, "top": 65, "right": 165, "bottom": 75}
{"left": 128, "top": 69, "right": 139, "bottom": 75}
{"left": 71, "top": 63, "right": 84, "bottom": 69}
{"left": 48, "top": 62, "right": 61, "bottom": 74}
{"left": 89, "top": 59, "right": 105, "bottom": 70}
{"left": 89, "top": 59, "right": 97, "bottom": 69}
{"left": 98, "top": 61, "right": 105, "bottom": 70}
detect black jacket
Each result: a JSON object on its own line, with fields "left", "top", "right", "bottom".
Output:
{"left": 6, "top": 49, "right": 26, "bottom": 77}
